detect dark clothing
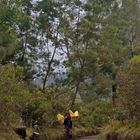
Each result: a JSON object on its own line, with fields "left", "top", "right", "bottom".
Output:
{"left": 64, "top": 117, "right": 72, "bottom": 139}
{"left": 64, "top": 117, "right": 72, "bottom": 129}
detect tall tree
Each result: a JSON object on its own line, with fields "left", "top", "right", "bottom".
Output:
{"left": 0, "top": 0, "right": 19, "bottom": 63}
{"left": 121, "top": 0, "right": 140, "bottom": 56}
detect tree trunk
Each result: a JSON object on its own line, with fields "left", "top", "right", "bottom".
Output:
{"left": 42, "top": 31, "right": 58, "bottom": 90}
{"left": 71, "top": 82, "right": 80, "bottom": 107}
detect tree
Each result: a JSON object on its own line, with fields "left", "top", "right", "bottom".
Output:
{"left": 33, "top": 0, "right": 64, "bottom": 90}
{"left": 117, "top": 55, "right": 140, "bottom": 120}
{"left": 0, "top": 0, "right": 19, "bottom": 63}
{"left": 63, "top": 0, "right": 119, "bottom": 105}
{"left": 121, "top": 0, "right": 140, "bottom": 57}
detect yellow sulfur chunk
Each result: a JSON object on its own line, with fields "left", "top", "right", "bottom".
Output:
{"left": 57, "top": 114, "right": 64, "bottom": 124}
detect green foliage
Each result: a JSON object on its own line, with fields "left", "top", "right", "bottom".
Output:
{"left": 117, "top": 55, "right": 140, "bottom": 120}
{"left": 94, "top": 74, "right": 112, "bottom": 99}
{"left": 44, "top": 87, "right": 74, "bottom": 126}
{"left": 0, "top": 0, "right": 140, "bottom": 139}
{"left": 0, "top": 1, "right": 20, "bottom": 62}
{"left": 22, "top": 87, "right": 73, "bottom": 128}
{"left": 74, "top": 101, "right": 116, "bottom": 128}
{"left": 0, "top": 64, "right": 31, "bottom": 125}
{"left": 22, "top": 90, "right": 48, "bottom": 127}
{"left": 0, "top": 132, "right": 20, "bottom": 140}
{"left": 130, "top": 55, "right": 140, "bottom": 67}
{"left": 105, "top": 121, "right": 140, "bottom": 140}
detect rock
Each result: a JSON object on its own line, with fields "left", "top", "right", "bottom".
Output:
{"left": 30, "top": 132, "right": 40, "bottom": 140}
{"left": 14, "top": 126, "right": 26, "bottom": 139}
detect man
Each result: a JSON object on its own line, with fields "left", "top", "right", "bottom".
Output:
{"left": 64, "top": 113, "right": 72, "bottom": 139}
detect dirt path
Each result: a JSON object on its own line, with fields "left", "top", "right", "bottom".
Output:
{"left": 78, "top": 127, "right": 103, "bottom": 140}
{"left": 78, "top": 135, "right": 100, "bottom": 140}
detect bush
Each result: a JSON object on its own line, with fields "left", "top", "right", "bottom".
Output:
{"left": 74, "top": 101, "right": 115, "bottom": 128}
{"left": 0, "top": 64, "right": 31, "bottom": 126}
{"left": 117, "top": 55, "right": 140, "bottom": 120}
{"left": 22, "top": 87, "right": 73, "bottom": 128}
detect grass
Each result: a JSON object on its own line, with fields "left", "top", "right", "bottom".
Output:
{"left": 0, "top": 123, "right": 97, "bottom": 140}
{"left": 39, "top": 125, "right": 97, "bottom": 140}
{"left": 103, "top": 121, "right": 140, "bottom": 140}
{"left": 0, "top": 130, "right": 20, "bottom": 140}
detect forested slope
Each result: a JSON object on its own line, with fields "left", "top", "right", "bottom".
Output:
{"left": 0, "top": 0, "right": 140, "bottom": 139}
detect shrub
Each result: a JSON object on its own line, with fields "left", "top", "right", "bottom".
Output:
{"left": 0, "top": 64, "right": 31, "bottom": 126}
{"left": 117, "top": 55, "right": 140, "bottom": 120}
